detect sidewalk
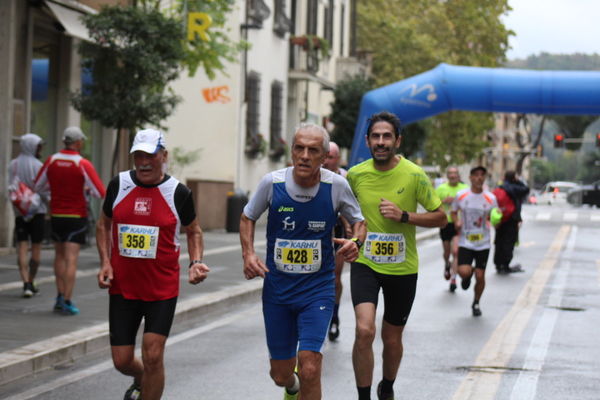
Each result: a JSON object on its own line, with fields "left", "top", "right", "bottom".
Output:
{"left": 0, "top": 228, "right": 438, "bottom": 386}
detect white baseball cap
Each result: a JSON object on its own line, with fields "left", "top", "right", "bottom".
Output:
{"left": 130, "top": 129, "right": 166, "bottom": 154}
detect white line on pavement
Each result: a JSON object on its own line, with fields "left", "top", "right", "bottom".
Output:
{"left": 562, "top": 212, "right": 577, "bottom": 221}
{"left": 0, "top": 269, "right": 98, "bottom": 293}
{"left": 1, "top": 307, "right": 259, "bottom": 400}
{"left": 509, "top": 226, "right": 576, "bottom": 400}
{"left": 451, "top": 225, "right": 571, "bottom": 400}
{"left": 535, "top": 212, "right": 551, "bottom": 221}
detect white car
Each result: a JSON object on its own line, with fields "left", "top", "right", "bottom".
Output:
{"left": 538, "top": 181, "right": 578, "bottom": 205}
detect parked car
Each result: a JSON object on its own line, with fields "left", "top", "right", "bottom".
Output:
{"left": 537, "top": 181, "right": 578, "bottom": 205}
{"left": 567, "top": 181, "right": 600, "bottom": 207}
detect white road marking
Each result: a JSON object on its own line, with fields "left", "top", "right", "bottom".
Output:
{"left": 510, "top": 226, "right": 577, "bottom": 400}
{"left": 0, "top": 269, "right": 97, "bottom": 292}
{"left": 591, "top": 214, "right": 600, "bottom": 222}
{"left": 535, "top": 213, "right": 551, "bottom": 221}
{"left": 1, "top": 306, "right": 260, "bottom": 400}
{"left": 562, "top": 212, "right": 577, "bottom": 221}
{"left": 451, "top": 225, "right": 571, "bottom": 400}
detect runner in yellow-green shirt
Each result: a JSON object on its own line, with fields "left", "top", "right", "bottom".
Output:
{"left": 347, "top": 111, "right": 447, "bottom": 400}
{"left": 435, "top": 166, "right": 468, "bottom": 292}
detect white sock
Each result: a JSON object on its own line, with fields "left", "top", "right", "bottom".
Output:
{"left": 286, "top": 372, "right": 300, "bottom": 394}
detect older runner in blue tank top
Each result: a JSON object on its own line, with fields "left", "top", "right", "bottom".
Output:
{"left": 240, "top": 124, "right": 365, "bottom": 400}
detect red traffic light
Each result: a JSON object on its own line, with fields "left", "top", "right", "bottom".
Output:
{"left": 554, "top": 133, "right": 565, "bottom": 148}
{"left": 596, "top": 132, "right": 600, "bottom": 148}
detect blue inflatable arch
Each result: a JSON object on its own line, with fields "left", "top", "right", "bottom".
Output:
{"left": 348, "top": 63, "right": 600, "bottom": 166}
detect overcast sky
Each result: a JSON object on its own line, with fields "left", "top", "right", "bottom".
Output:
{"left": 503, "top": 0, "right": 600, "bottom": 59}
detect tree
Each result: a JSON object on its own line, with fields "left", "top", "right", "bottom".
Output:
{"left": 329, "top": 75, "right": 375, "bottom": 149}
{"left": 169, "top": 0, "right": 247, "bottom": 79}
{"left": 71, "top": 1, "right": 244, "bottom": 172}
{"left": 71, "top": 6, "right": 184, "bottom": 172}
{"left": 356, "top": 0, "right": 512, "bottom": 166}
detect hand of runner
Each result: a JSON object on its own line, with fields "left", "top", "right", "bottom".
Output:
{"left": 334, "top": 238, "right": 359, "bottom": 262}
{"left": 243, "top": 253, "right": 269, "bottom": 279}
{"left": 189, "top": 262, "right": 210, "bottom": 285}
{"left": 97, "top": 263, "right": 113, "bottom": 289}
{"left": 379, "top": 198, "right": 402, "bottom": 222}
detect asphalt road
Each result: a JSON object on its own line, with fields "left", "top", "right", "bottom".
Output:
{"left": 1, "top": 204, "right": 599, "bottom": 399}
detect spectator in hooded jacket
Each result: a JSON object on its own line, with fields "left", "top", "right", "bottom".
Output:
{"left": 8, "top": 133, "right": 47, "bottom": 298}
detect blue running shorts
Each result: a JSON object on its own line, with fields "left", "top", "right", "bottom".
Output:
{"left": 263, "top": 297, "right": 334, "bottom": 360}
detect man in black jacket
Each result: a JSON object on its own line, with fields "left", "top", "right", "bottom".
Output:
{"left": 494, "top": 171, "right": 529, "bottom": 274}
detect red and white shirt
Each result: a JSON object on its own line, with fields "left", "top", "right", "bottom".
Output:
{"left": 35, "top": 149, "right": 106, "bottom": 217}
{"left": 103, "top": 171, "right": 196, "bottom": 301}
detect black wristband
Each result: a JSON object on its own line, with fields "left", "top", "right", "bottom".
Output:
{"left": 189, "top": 259, "right": 203, "bottom": 268}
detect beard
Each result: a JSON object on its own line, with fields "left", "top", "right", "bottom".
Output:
{"left": 370, "top": 145, "right": 396, "bottom": 164}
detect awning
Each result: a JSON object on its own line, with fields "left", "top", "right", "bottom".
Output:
{"left": 44, "top": 0, "right": 92, "bottom": 42}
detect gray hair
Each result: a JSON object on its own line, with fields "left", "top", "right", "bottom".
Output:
{"left": 292, "top": 123, "right": 330, "bottom": 153}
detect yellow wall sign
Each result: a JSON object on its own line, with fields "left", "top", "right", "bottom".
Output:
{"left": 188, "top": 12, "right": 212, "bottom": 42}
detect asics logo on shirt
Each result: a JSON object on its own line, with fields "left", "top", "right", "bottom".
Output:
{"left": 278, "top": 206, "right": 294, "bottom": 212}
{"left": 397, "top": 187, "right": 405, "bottom": 194}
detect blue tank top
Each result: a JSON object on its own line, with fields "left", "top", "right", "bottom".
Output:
{"left": 264, "top": 177, "right": 337, "bottom": 304}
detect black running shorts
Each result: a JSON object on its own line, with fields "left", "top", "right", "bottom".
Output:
{"left": 457, "top": 247, "right": 490, "bottom": 270}
{"left": 50, "top": 216, "right": 88, "bottom": 244}
{"left": 439, "top": 222, "right": 457, "bottom": 241}
{"left": 109, "top": 295, "right": 177, "bottom": 346}
{"left": 350, "top": 262, "right": 417, "bottom": 326}
{"left": 15, "top": 214, "right": 45, "bottom": 243}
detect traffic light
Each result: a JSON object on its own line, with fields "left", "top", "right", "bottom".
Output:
{"left": 554, "top": 133, "right": 564, "bottom": 148}
{"left": 596, "top": 132, "right": 600, "bottom": 148}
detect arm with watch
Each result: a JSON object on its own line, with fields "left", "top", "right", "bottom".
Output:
{"left": 185, "top": 218, "right": 210, "bottom": 285}
{"left": 333, "top": 219, "right": 366, "bottom": 263}
{"left": 379, "top": 198, "right": 447, "bottom": 228}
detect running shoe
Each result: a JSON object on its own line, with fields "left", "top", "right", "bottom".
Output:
{"left": 283, "top": 371, "right": 299, "bottom": 400}
{"left": 53, "top": 294, "right": 65, "bottom": 312}
{"left": 449, "top": 279, "right": 457, "bottom": 293}
{"left": 472, "top": 303, "right": 482, "bottom": 317}
{"left": 23, "top": 283, "right": 34, "bottom": 298}
{"left": 377, "top": 380, "right": 395, "bottom": 400}
{"left": 123, "top": 382, "right": 141, "bottom": 400}
{"left": 62, "top": 300, "right": 80, "bottom": 316}
{"left": 31, "top": 281, "right": 39, "bottom": 294}
{"left": 443, "top": 261, "right": 451, "bottom": 280}
{"left": 461, "top": 275, "right": 471, "bottom": 290}
{"left": 283, "top": 388, "right": 299, "bottom": 400}
{"left": 328, "top": 316, "right": 340, "bottom": 341}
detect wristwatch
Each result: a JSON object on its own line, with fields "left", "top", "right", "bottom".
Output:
{"left": 350, "top": 237, "right": 363, "bottom": 249}
{"left": 400, "top": 211, "right": 409, "bottom": 223}
{"left": 188, "top": 259, "right": 203, "bottom": 268}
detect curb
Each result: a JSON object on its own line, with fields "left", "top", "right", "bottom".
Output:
{"left": 0, "top": 229, "right": 438, "bottom": 386}
{"left": 0, "top": 280, "right": 262, "bottom": 386}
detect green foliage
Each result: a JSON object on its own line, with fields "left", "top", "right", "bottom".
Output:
{"left": 505, "top": 52, "right": 600, "bottom": 70}
{"left": 170, "top": 146, "right": 202, "bottom": 176}
{"left": 577, "top": 150, "right": 600, "bottom": 183}
{"left": 357, "top": 0, "right": 512, "bottom": 166}
{"left": 171, "top": 0, "right": 247, "bottom": 78}
{"left": 71, "top": 6, "right": 184, "bottom": 132}
{"left": 329, "top": 75, "right": 375, "bottom": 148}
{"left": 424, "top": 111, "right": 494, "bottom": 167}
